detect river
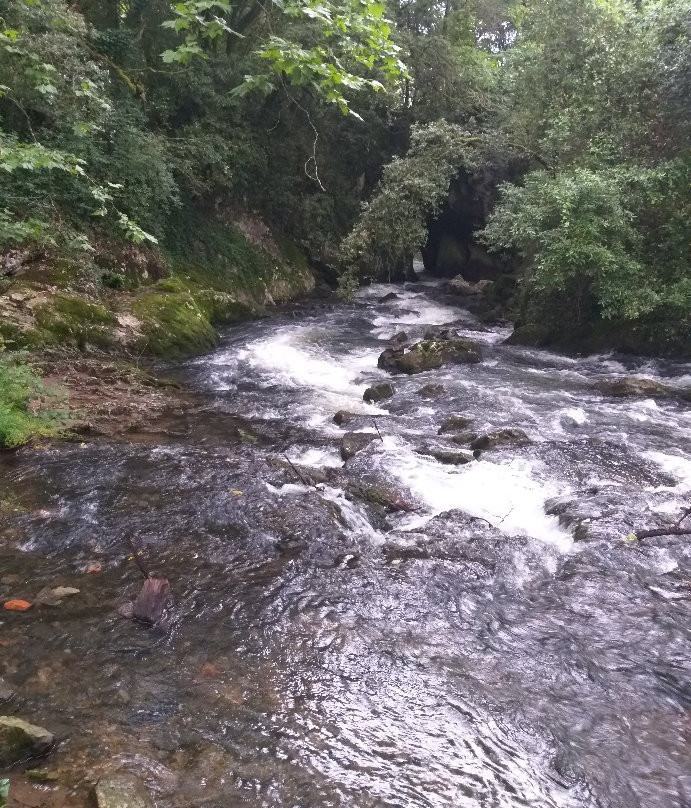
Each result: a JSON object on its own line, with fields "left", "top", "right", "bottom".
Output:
{"left": 1, "top": 279, "right": 691, "bottom": 807}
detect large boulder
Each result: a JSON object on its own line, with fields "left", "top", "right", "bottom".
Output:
{"left": 340, "top": 432, "right": 377, "bottom": 461}
{"left": 596, "top": 377, "right": 671, "bottom": 398}
{"left": 0, "top": 716, "right": 54, "bottom": 766}
{"left": 378, "top": 339, "right": 482, "bottom": 375}
{"left": 470, "top": 428, "right": 531, "bottom": 451}
{"left": 94, "top": 774, "right": 154, "bottom": 808}
{"left": 363, "top": 382, "right": 394, "bottom": 403}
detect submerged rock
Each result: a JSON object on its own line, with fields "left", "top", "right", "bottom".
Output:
{"left": 451, "top": 431, "right": 480, "bottom": 445}
{"left": 438, "top": 415, "right": 474, "bottom": 434}
{"left": 596, "top": 377, "right": 671, "bottom": 398}
{"left": 378, "top": 339, "right": 482, "bottom": 375}
{"left": 35, "top": 586, "right": 80, "bottom": 607}
{"left": 417, "top": 447, "right": 474, "bottom": 465}
{"left": 363, "top": 382, "right": 394, "bottom": 403}
{"left": 378, "top": 292, "right": 399, "bottom": 303}
{"left": 0, "top": 716, "right": 54, "bottom": 766}
{"left": 94, "top": 774, "right": 154, "bottom": 808}
{"left": 0, "top": 679, "right": 15, "bottom": 703}
{"left": 390, "top": 331, "right": 408, "bottom": 346}
{"left": 340, "top": 432, "right": 377, "bottom": 461}
{"left": 333, "top": 410, "right": 358, "bottom": 426}
{"left": 346, "top": 482, "right": 416, "bottom": 512}
{"left": 470, "top": 428, "right": 531, "bottom": 451}
{"left": 416, "top": 383, "right": 446, "bottom": 398}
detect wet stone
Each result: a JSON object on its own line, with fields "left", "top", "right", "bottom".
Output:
{"left": 363, "top": 382, "right": 394, "bottom": 403}
{"left": 340, "top": 432, "right": 377, "bottom": 461}
{"left": 438, "top": 415, "right": 474, "bottom": 434}
{"left": 596, "top": 377, "right": 671, "bottom": 398}
{"left": 333, "top": 410, "right": 359, "bottom": 426}
{"left": 94, "top": 774, "right": 154, "bottom": 808}
{"left": 470, "top": 428, "right": 531, "bottom": 451}
{"left": 378, "top": 292, "right": 399, "bottom": 303}
{"left": 379, "top": 339, "right": 482, "bottom": 374}
{"left": 0, "top": 716, "right": 54, "bottom": 767}
{"left": 417, "top": 447, "right": 474, "bottom": 465}
{"left": 417, "top": 383, "right": 446, "bottom": 398}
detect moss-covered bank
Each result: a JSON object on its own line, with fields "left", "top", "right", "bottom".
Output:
{"left": 0, "top": 212, "right": 315, "bottom": 360}
{"left": 0, "top": 212, "right": 314, "bottom": 447}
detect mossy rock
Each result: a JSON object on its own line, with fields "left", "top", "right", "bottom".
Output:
{"left": 0, "top": 716, "right": 54, "bottom": 766}
{"left": 132, "top": 289, "right": 218, "bottom": 359}
{"left": 34, "top": 293, "right": 117, "bottom": 350}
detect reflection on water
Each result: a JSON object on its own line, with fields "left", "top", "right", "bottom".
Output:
{"left": 1, "top": 280, "right": 690, "bottom": 807}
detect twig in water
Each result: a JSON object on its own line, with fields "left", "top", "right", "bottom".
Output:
{"left": 282, "top": 453, "right": 316, "bottom": 489}
{"left": 126, "top": 536, "right": 151, "bottom": 579}
{"left": 372, "top": 417, "right": 384, "bottom": 442}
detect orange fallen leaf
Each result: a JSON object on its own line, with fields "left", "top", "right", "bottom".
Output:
{"left": 4, "top": 599, "right": 33, "bottom": 611}
{"left": 85, "top": 562, "right": 102, "bottom": 574}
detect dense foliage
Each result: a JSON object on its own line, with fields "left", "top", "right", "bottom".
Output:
{"left": 0, "top": 0, "right": 689, "bottom": 356}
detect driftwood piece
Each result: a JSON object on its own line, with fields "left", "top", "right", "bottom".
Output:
{"left": 634, "top": 527, "right": 691, "bottom": 541}
{"left": 132, "top": 577, "right": 170, "bottom": 624}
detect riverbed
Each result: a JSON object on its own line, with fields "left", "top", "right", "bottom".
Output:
{"left": 1, "top": 280, "right": 690, "bottom": 807}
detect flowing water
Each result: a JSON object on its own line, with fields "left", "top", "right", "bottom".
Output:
{"left": 1, "top": 279, "right": 691, "bottom": 807}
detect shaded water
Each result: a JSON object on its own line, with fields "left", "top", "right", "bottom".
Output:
{"left": 1, "top": 280, "right": 691, "bottom": 807}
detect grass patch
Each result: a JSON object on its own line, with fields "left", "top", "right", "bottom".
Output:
{"left": 0, "top": 354, "right": 67, "bottom": 448}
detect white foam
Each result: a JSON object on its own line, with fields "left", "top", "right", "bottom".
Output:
{"left": 643, "top": 451, "right": 691, "bottom": 492}
{"left": 377, "top": 439, "right": 570, "bottom": 550}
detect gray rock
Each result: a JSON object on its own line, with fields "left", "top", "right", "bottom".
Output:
{"left": 470, "top": 428, "right": 531, "bottom": 451}
{"left": 451, "top": 431, "right": 479, "bottom": 445}
{"left": 596, "top": 377, "right": 671, "bottom": 398}
{"left": 94, "top": 774, "right": 154, "bottom": 808}
{"left": 0, "top": 716, "right": 54, "bottom": 766}
{"left": 416, "top": 383, "right": 445, "bottom": 398}
{"left": 417, "top": 447, "right": 474, "bottom": 465}
{"left": 363, "top": 383, "right": 394, "bottom": 403}
{"left": 390, "top": 331, "right": 408, "bottom": 346}
{"left": 378, "top": 292, "right": 399, "bottom": 303}
{"left": 333, "top": 410, "right": 358, "bottom": 426}
{"left": 35, "top": 586, "right": 80, "bottom": 607}
{"left": 340, "top": 432, "right": 377, "bottom": 461}
{"left": 438, "top": 415, "right": 473, "bottom": 434}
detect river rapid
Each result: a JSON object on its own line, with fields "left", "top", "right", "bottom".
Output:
{"left": 1, "top": 279, "right": 691, "bottom": 808}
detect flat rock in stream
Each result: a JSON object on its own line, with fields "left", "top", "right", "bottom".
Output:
{"left": 0, "top": 716, "right": 54, "bottom": 767}
{"left": 596, "top": 377, "right": 671, "bottom": 398}
{"left": 35, "top": 586, "right": 80, "bottom": 607}
{"left": 416, "top": 383, "right": 446, "bottom": 398}
{"left": 378, "top": 339, "right": 482, "bottom": 375}
{"left": 340, "top": 432, "right": 378, "bottom": 461}
{"left": 94, "top": 774, "right": 154, "bottom": 808}
{"left": 417, "top": 447, "right": 474, "bottom": 465}
{"left": 438, "top": 415, "right": 474, "bottom": 434}
{"left": 470, "top": 428, "right": 531, "bottom": 451}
